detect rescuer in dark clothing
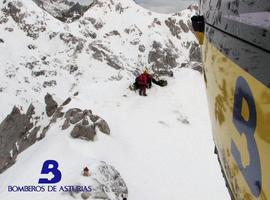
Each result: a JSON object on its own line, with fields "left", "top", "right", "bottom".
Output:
{"left": 132, "top": 68, "right": 167, "bottom": 96}
{"left": 136, "top": 70, "right": 152, "bottom": 96}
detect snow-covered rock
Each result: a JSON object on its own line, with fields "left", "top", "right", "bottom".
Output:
{"left": 68, "top": 161, "right": 128, "bottom": 200}
{"left": 32, "top": 0, "right": 94, "bottom": 22}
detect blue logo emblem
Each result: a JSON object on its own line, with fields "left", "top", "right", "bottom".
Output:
{"left": 38, "top": 160, "right": 62, "bottom": 184}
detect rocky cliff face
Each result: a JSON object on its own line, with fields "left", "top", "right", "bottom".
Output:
{"left": 0, "top": 0, "right": 198, "bottom": 81}
{"left": 32, "top": 0, "right": 94, "bottom": 22}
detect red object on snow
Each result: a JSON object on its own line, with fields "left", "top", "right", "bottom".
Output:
{"left": 137, "top": 72, "right": 152, "bottom": 96}
{"left": 137, "top": 73, "right": 148, "bottom": 86}
{"left": 83, "top": 167, "right": 90, "bottom": 176}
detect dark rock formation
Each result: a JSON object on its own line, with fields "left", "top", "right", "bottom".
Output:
{"left": 124, "top": 24, "right": 142, "bottom": 36}
{"left": 189, "top": 41, "right": 201, "bottom": 62}
{"left": 148, "top": 41, "right": 179, "bottom": 76}
{"left": 60, "top": 3, "right": 88, "bottom": 22}
{"left": 45, "top": 93, "right": 58, "bottom": 117}
{"left": 138, "top": 44, "right": 145, "bottom": 52}
{"left": 43, "top": 80, "right": 57, "bottom": 88}
{"left": 70, "top": 112, "right": 84, "bottom": 124}
{"left": 190, "top": 62, "right": 203, "bottom": 73}
{"left": 32, "top": 70, "right": 45, "bottom": 77}
{"left": 62, "top": 97, "right": 72, "bottom": 106}
{"left": 62, "top": 108, "right": 110, "bottom": 140}
{"left": 181, "top": 61, "right": 203, "bottom": 73}
{"left": 165, "top": 17, "right": 182, "bottom": 39}
{"left": 59, "top": 32, "right": 83, "bottom": 43}
{"left": 27, "top": 44, "right": 36, "bottom": 49}
{"left": 68, "top": 64, "right": 79, "bottom": 74}
{"left": 62, "top": 108, "right": 82, "bottom": 130}
{"left": 4, "top": 2, "right": 21, "bottom": 23}
{"left": 50, "top": 106, "right": 65, "bottom": 123}
{"left": 149, "top": 18, "right": 161, "bottom": 28}
{"left": 85, "top": 17, "right": 104, "bottom": 30}
{"left": 89, "top": 114, "right": 99, "bottom": 123}
{"left": 179, "top": 20, "right": 189, "bottom": 33}
{"left": 89, "top": 42, "right": 122, "bottom": 70}
{"left": 3, "top": 2, "right": 46, "bottom": 39}
{"left": 115, "top": 2, "right": 126, "bottom": 14}
{"left": 0, "top": 93, "right": 80, "bottom": 173}
{"left": 95, "top": 119, "right": 110, "bottom": 135}
{"left": 192, "top": 64, "right": 203, "bottom": 73}
{"left": 80, "top": 29, "right": 97, "bottom": 39}
{"left": 0, "top": 105, "right": 40, "bottom": 173}
{"left": 70, "top": 121, "right": 96, "bottom": 141}
{"left": 33, "top": 0, "right": 91, "bottom": 23}
{"left": 105, "top": 30, "right": 121, "bottom": 38}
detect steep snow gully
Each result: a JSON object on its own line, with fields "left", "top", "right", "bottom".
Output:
{"left": 0, "top": 0, "right": 230, "bottom": 199}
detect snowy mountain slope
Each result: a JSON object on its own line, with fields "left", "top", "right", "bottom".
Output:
{"left": 0, "top": 0, "right": 229, "bottom": 199}
{"left": 0, "top": 0, "right": 198, "bottom": 121}
{"left": 0, "top": 68, "right": 230, "bottom": 200}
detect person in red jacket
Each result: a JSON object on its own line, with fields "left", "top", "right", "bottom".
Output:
{"left": 136, "top": 69, "right": 152, "bottom": 96}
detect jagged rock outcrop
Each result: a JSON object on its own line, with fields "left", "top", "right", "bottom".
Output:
{"left": 69, "top": 161, "right": 128, "bottom": 200}
{"left": 62, "top": 108, "right": 111, "bottom": 140}
{"left": 181, "top": 61, "right": 203, "bottom": 73}
{"left": 0, "top": 105, "right": 41, "bottom": 173}
{"left": 0, "top": 92, "right": 110, "bottom": 173}
{"left": 33, "top": 0, "right": 92, "bottom": 22}
{"left": 0, "top": 93, "right": 63, "bottom": 173}
{"left": 179, "top": 20, "right": 189, "bottom": 33}
{"left": 89, "top": 42, "right": 123, "bottom": 70}
{"left": 189, "top": 62, "right": 203, "bottom": 73}
{"left": 43, "top": 80, "right": 57, "bottom": 88}
{"left": 165, "top": 17, "right": 182, "bottom": 39}
{"left": 189, "top": 41, "right": 201, "bottom": 62}
{"left": 45, "top": 93, "right": 58, "bottom": 117}
{"left": 176, "top": 41, "right": 202, "bottom": 73}
{"left": 95, "top": 118, "right": 110, "bottom": 135}
{"left": 71, "top": 121, "right": 96, "bottom": 141}
{"left": 179, "top": 40, "right": 202, "bottom": 73}
{"left": 2, "top": 2, "right": 46, "bottom": 39}
{"left": 148, "top": 41, "right": 178, "bottom": 76}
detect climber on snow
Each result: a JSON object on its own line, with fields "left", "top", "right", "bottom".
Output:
{"left": 134, "top": 69, "right": 151, "bottom": 96}
{"left": 135, "top": 68, "right": 153, "bottom": 96}
{"left": 130, "top": 68, "right": 168, "bottom": 96}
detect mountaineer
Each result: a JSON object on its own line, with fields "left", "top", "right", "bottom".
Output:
{"left": 136, "top": 69, "right": 152, "bottom": 96}
{"left": 130, "top": 68, "right": 168, "bottom": 96}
